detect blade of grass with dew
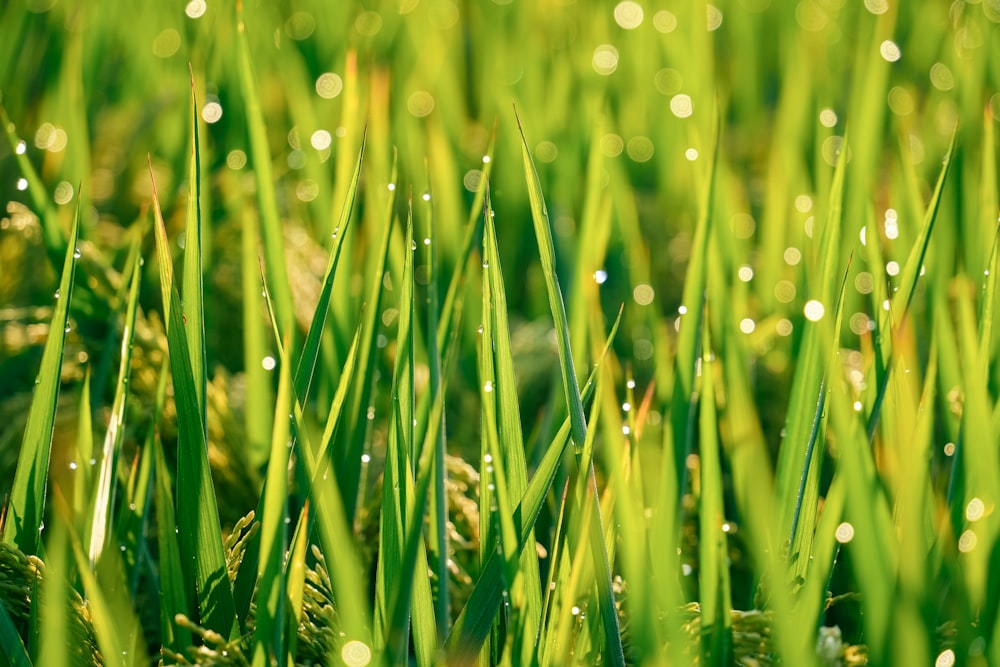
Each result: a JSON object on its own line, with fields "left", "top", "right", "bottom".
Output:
{"left": 697, "top": 315, "right": 732, "bottom": 663}
{"left": 150, "top": 362, "right": 194, "bottom": 654}
{"left": 293, "top": 135, "right": 365, "bottom": 405}
{"left": 74, "top": 367, "right": 94, "bottom": 527}
{"left": 482, "top": 186, "right": 543, "bottom": 662}
{"left": 514, "top": 104, "right": 625, "bottom": 667}
{"left": 235, "top": 0, "right": 296, "bottom": 348}
{"left": 867, "top": 131, "right": 956, "bottom": 439}
{"left": 252, "top": 340, "right": 292, "bottom": 667}
{"left": 150, "top": 160, "right": 236, "bottom": 639}
{"left": 2, "top": 199, "right": 80, "bottom": 555}
{"left": 240, "top": 205, "right": 273, "bottom": 470}
{"left": 259, "top": 273, "right": 374, "bottom": 649}
{"left": 183, "top": 65, "right": 207, "bottom": 427}
{"left": 446, "top": 309, "right": 622, "bottom": 661}
{"left": 87, "top": 250, "right": 141, "bottom": 565}
{"left": 774, "top": 131, "right": 848, "bottom": 592}
{"left": 415, "top": 171, "right": 450, "bottom": 638}
{"left": 669, "top": 105, "right": 720, "bottom": 509}
{"left": 339, "top": 156, "right": 398, "bottom": 522}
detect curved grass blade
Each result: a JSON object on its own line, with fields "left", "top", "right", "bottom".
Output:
{"left": 2, "top": 198, "right": 80, "bottom": 555}
{"left": 87, "top": 250, "right": 142, "bottom": 565}
{"left": 514, "top": 105, "right": 625, "bottom": 667}
{"left": 150, "top": 159, "right": 236, "bottom": 639}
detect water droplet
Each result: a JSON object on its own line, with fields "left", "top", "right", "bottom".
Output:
{"left": 53, "top": 289, "right": 61, "bottom": 299}
{"left": 68, "top": 461, "right": 78, "bottom": 470}
{"left": 422, "top": 192, "right": 431, "bottom": 202}
{"left": 477, "top": 324, "right": 484, "bottom": 334}
{"left": 412, "top": 240, "right": 417, "bottom": 250}
{"left": 483, "top": 380, "right": 493, "bottom": 392}
{"left": 16, "top": 178, "right": 28, "bottom": 191}
{"left": 65, "top": 326, "right": 71, "bottom": 333}
{"left": 361, "top": 454, "right": 371, "bottom": 463}
{"left": 73, "top": 247, "right": 82, "bottom": 259}
{"left": 626, "top": 379, "right": 636, "bottom": 389}
{"left": 594, "top": 269, "right": 608, "bottom": 284}
{"left": 423, "top": 237, "right": 431, "bottom": 245}
{"left": 804, "top": 300, "right": 825, "bottom": 321}
{"left": 482, "top": 259, "right": 489, "bottom": 268}
{"left": 15, "top": 140, "right": 26, "bottom": 155}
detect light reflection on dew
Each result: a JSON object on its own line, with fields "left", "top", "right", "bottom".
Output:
{"left": 930, "top": 63, "right": 955, "bottom": 91}
{"left": 884, "top": 208, "right": 899, "bottom": 239}
{"left": 54, "top": 181, "right": 74, "bottom": 205}
{"left": 678, "top": 305, "right": 688, "bottom": 315}
{"left": 886, "top": 261, "right": 900, "bottom": 276}
{"left": 202, "top": 102, "right": 223, "bottom": 124}
{"left": 296, "top": 179, "right": 319, "bottom": 202}
{"left": 888, "top": 86, "right": 914, "bottom": 116}
{"left": 864, "top": 0, "right": 888, "bottom": 15}
{"left": 316, "top": 72, "right": 344, "bottom": 99}
{"left": 285, "top": 11, "right": 316, "bottom": 40}
{"left": 15, "top": 140, "right": 26, "bottom": 155}
{"left": 622, "top": 402, "right": 631, "bottom": 412}
{"left": 185, "top": 0, "right": 207, "bottom": 19}
{"left": 819, "top": 109, "right": 837, "bottom": 128}
{"left": 311, "top": 130, "right": 332, "bottom": 150}
{"left": 935, "top": 649, "right": 956, "bottom": 667}
{"left": 600, "top": 133, "right": 624, "bottom": 157}
{"left": 361, "top": 453, "right": 371, "bottom": 463}
{"left": 684, "top": 148, "right": 698, "bottom": 161}
{"left": 958, "top": 529, "right": 977, "bottom": 553}
{"left": 422, "top": 192, "right": 431, "bottom": 202}
{"left": 261, "top": 356, "right": 276, "bottom": 371}
{"left": 463, "top": 169, "right": 483, "bottom": 192}
{"left": 595, "top": 269, "right": 608, "bottom": 284}
{"left": 835, "top": 522, "right": 855, "bottom": 543}
{"left": 613, "top": 1, "right": 643, "bottom": 29}
{"left": 804, "top": 300, "right": 825, "bottom": 321}
{"left": 407, "top": 91, "right": 435, "bottom": 117}
{"left": 944, "top": 442, "right": 956, "bottom": 456}
{"left": 670, "top": 94, "right": 693, "bottom": 118}
{"left": 654, "top": 68, "right": 682, "bottom": 96}
{"left": 774, "top": 280, "right": 796, "bottom": 303}
{"left": 879, "top": 40, "right": 901, "bottom": 62}
{"left": 341, "top": 640, "right": 372, "bottom": 667}
{"left": 627, "top": 136, "right": 654, "bottom": 162}
{"left": 483, "top": 380, "right": 493, "bottom": 393}
{"left": 706, "top": 4, "right": 723, "bottom": 31}
{"left": 966, "top": 497, "right": 985, "bottom": 522}
{"left": 783, "top": 247, "right": 801, "bottom": 265}
{"left": 622, "top": 425, "right": 631, "bottom": 435}
{"left": 739, "top": 318, "right": 755, "bottom": 334}
{"left": 653, "top": 10, "right": 677, "bottom": 33}
{"left": 592, "top": 44, "right": 619, "bottom": 75}
{"left": 794, "top": 194, "right": 813, "bottom": 213}
{"left": 535, "top": 141, "right": 558, "bottom": 163}
{"left": 776, "top": 319, "right": 793, "bottom": 336}
{"left": 859, "top": 225, "right": 867, "bottom": 246}
{"left": 354, "top": 11, "right": 383, "bottom": 36}
{"left": 849, "top": 312, "right": 871, "bottom": 335}
{"left": 738, "top": 265, "right": 753, "bottom": 282}
{"left": 152, "top": 28, "right": 181, "bottom": 58}
{"left": 633, "top": 284, "right": 655, "bottom": 305}
{"left": 227, "top": 150, "right": 247, "bottom": 170}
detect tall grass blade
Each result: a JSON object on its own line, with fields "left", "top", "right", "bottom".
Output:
{"left": 2, "top": 199, "right": 80, "bottom": 555}
{"left": 87, "top": 250, "right": 142, "bottom": 565}
{"left": 150, "top": 160, "right": 236, "bottom": 638}
{"left": 183, "top": 65, "right": 207, "bottom": 427}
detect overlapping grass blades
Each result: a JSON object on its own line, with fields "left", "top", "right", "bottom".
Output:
{"left": 150, "top": 161, "right": 236, "bottom": 639}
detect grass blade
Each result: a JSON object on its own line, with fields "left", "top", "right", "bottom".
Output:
{"left": 2, "top": 198, "right": 80, "bottom": 555}
{"left": 183, "top": 65, "right": 207, "bottom": 427}
{"left": 150, "top": 159, "right": 237, "bottom": 638}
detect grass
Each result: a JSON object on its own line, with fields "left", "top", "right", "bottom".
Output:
{"left": 0, "top": 0, "right": 998, "bottom": 665}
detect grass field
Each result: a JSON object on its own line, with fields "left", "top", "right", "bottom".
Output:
{"left": 1, "top": 0, "right": 999, "bottom": 665}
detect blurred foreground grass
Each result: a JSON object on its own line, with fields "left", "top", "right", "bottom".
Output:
{"left": 1, "top": 0, "right": 999, "bottom": 665}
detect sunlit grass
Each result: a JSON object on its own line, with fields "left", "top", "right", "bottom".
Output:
{"left": 1, "top": 1, "right": 999, "bottom": 665}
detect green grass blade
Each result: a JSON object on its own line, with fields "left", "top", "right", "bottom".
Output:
{"left": 235, "top": 1, "right": 296, "bottom": 348}
{"left": 446, "top": 309, "right": 622, "bottom": 661}
{"left": 150, "top": 160, "right": 236, "bottom": 639}
{"left": 482, "top": 186, "right": 543, "bottom": 660}
{"left": 0, "top": 596, "right": 30, "bottom": 667}
{"left": 251, "top": 340, "right": 292, "bottom": 667}
{"left": 87, "top": 250, "right": 142, "bottom": 565}
{"left": 697, "top": 316, "right": 732, "bottom": 663}
{"left": 35, "top": 518, "right": 71, "bottom": 667}
{"left": 514, "top": 105, "right": 625, "bottom": 667}
{"left": 183, "top": 65, "right": 207, "bottom": 428}
{"left": 2, "top": 198, "right": 80, "bottom": 555}
{"left": 240, "top": 205, "right": 273, "bottom": 470}
{"left": 293, "top": 135, "right": 365, "bottom": 405}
